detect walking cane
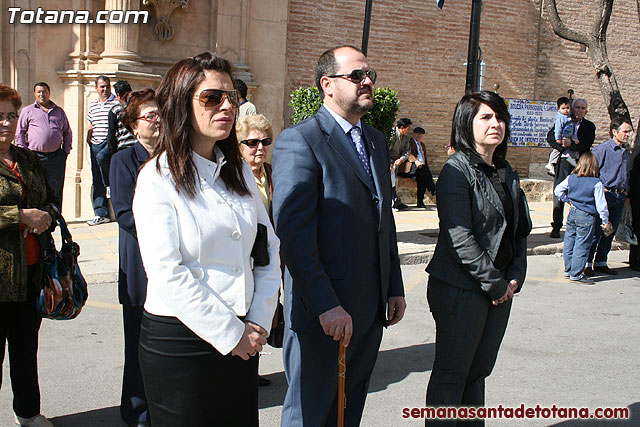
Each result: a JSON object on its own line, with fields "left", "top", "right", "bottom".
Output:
{"left": 338, "top": 336, "right": 346, "bottom": 427}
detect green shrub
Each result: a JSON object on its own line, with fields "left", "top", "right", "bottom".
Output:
{"left": 289, "top": 86, "right": 400, "bottom": 140}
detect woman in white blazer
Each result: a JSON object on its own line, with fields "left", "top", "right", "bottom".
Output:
{"left": 132, "top": 52, "right": 280, "bottom": 427}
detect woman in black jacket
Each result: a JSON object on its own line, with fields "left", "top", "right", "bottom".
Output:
{"left": 425, "top": 91, "right": 530, "bottom": 424}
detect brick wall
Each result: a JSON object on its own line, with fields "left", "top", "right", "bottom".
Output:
{"left": 285, "top": 0, "right": 640, "bottom": 178}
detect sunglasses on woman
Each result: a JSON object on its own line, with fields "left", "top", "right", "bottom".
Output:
{"left": 136, "top": 111, "right": 160, "bottom": 123}
{"left": 240, "top": 137, "right": 272, "bottom": 148}
{"left": 194, "top": 89, "right": 239, "bottom": 108}
{"left": 327, "top": 69, "right": 377, "bottom": 84}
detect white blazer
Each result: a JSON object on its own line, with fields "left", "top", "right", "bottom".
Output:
{"left": 132, "top": 147, "right": 280, "bottom": 355}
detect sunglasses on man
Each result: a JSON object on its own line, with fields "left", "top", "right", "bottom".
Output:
{"left": 327, "top": 69, "right": 377, "bottom": 84}
{"left": 241, "top": 138, "right": 272, "bottom": 148}
{"left": 194, "top": 89, "right": 240, "bottom": 108}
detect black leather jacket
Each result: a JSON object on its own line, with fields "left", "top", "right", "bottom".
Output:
{"left": 426, "top": 151, "right": 528, "bottom": 300}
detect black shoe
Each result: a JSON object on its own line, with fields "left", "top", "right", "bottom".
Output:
{"left": 594, "top": 265, "right": 617, "bottom": 275}
{"left": 583, "top": 267, "right": 595, "bottom": 277}
{"left": 416, "top": 202, "right": 426, "bottom": 208}
{"left": 550, "top": 228, "right": 561, "bottom": 238}
{"left": 394, "top": 203, "right": 409, "bottom": 211}
{"left": 259, "top": 375, "right": 272, "bottom": 386}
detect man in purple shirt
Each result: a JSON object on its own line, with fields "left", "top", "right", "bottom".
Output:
{"left": 585, "top": 117, "right": 634, "bottom": 276}
{"left": 15, "top": 82, "right": 72, "bottom": 204}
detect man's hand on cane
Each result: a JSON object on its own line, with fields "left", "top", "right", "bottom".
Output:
{"left": 319, "top": 306, "right": 353, "bottom": 347}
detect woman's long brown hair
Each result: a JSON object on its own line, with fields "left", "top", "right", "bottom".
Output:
{"left": 154, "top": 52, "right": 249, "bottom": 198}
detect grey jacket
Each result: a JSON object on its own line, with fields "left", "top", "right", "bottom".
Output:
{"left": 426, "top": 151, "right": 528, "bottom": 301}
{"left": 388, "top": 129, "right": 411, "bottom": 163}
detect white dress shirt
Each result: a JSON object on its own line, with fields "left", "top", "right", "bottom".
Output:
{"left": 132, "top": 147, "right": 280, "bottom": 355}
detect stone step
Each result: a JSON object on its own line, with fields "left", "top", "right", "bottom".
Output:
{"left": 396, "top": 177, "right": 554, "bottom": 204}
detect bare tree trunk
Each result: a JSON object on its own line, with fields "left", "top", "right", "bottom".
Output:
{"left": 544, "top": 0, "right": 632, "bottom": 123}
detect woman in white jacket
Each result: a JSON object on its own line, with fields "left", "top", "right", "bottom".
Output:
{"left": 132, "top": 52, "right": 280, "bottom": 426}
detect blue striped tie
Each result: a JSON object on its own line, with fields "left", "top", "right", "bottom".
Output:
{"left": 349, "top": 126, "right": 372, "bottom": 179}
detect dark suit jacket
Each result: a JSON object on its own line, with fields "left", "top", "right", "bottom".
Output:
{"left": 273, "top": 105, "right": 404, "bottom": 336}
{"left": 109, "top": 142, "right": 149, "bottom": 306}
{"left": 547, "top": 118, "right": 596, "bottom": 156}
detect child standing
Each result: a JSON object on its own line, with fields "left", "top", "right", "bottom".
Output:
{"left": 554, "top": 152, "right": 612, "bottom": 284}
{"left": 546, "top": 97, "right": 576, "bottom": 176}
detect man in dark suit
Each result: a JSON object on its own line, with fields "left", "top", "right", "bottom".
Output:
{"left": 273, "top": 45, "right": 406, "bottom": 427}
{"left": 547, "top": 98, "right": 596, "bottom": 238}
{"left": 406, "top": 126, "right": 436, "bottom": 208}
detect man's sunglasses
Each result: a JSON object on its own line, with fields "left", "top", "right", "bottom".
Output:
{"left": 194, "top": 89, "right": 239, "bottom": 108}
{"left": 327, "top": 69, "right": 377, "bottom": 84}
{"left": 241, "top": 137, "right": 272, "bottom": 148}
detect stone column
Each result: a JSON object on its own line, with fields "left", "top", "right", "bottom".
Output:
{"left": 100, "top": 0, "right": 144, "bottom": 66}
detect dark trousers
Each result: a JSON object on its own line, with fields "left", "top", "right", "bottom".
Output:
{"left": 281, "top": 319, "right": 383, "bottom": 427}
{"left": 121, "top": 306, "right": 148, "bottom": 424}
{"left": 552, "top": 158, "right": 575, "bottom": 230}
{"left": 96, "top": 142, "right": 112, "bottom": 187}
{"left": 0, "top": 273, "right": 43, "bottom": 419}
{"left": 588, "top": 191, "right": 626, "bottom": 267}
{"left": 425, "top": 276, "right": 512, "bottom": 426}
{"left": 34, "top": 148, "right": 67, "bottom": 206}
{"left": 139, "top": 312, "right": 259, "bottom": 427}
{"left": 89, "top": 140, "right": 109, "bottom": 217}
{"left": 414, "top": 165, "right": 436, "bottom": 205}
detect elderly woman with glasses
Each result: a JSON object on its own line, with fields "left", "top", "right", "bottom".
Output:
{"left": 108, "top": 88, "right": 159, "bottom": 427}
{"left": 0, "top": 84, "right": 58, "bottom": 427}
{"left": 131, "top": 53, "right": 280, "bottom": 426}
{"left": 237, "top": 114, "right": 274, "bottom": 216}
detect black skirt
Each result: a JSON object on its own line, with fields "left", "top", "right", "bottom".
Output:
{"left": 138, "top": 311, "right": 259, "bottom": 427}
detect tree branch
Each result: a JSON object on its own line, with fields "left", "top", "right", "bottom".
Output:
{"left": 544, "top": 0, "right": 592, "bottom": 46}
{"left": 597, "top": 0, "right": 614, "bottom": 41}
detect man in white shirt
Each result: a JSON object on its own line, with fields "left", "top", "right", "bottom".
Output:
{"left": 234, "top": 79, "right": 258, "bottom": 118}
{"left": 86, "top": 75, "right": 118, "bottom": 225}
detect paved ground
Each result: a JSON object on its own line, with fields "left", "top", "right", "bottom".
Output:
{"left": 2, "top": 202, "right": 639, "bottom": 426}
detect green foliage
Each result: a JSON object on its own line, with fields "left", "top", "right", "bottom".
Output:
{"left": 289, "top": 87, "right": 323, "bottom": 126}
{"left": 289, "top": 86, "right": 400, "bottom": 140}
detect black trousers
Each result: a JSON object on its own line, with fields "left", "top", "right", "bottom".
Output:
{"left": 414, "top": 165, "right": 436, "bottom": 204}
{"left": 139, "top": 312, "right": 259, "bottom": 427}
{"left": 34, "top": 148, "right": 67, "bottom": 206}
{"left": 425, "top": 276, "right": 512, "bottom": 426}
{"left": 0, "top": 270, "right": 43, "bottom": 419}
{"left": 121, "top": 306, "right": 148, "bottom": 424}
{"left": 552, "top": 158, "right": 575, "bottom": 230}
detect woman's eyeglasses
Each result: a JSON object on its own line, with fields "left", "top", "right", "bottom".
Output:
{"left": 0, "top": 112, "right": 18, "bottom": 122}
{"left": 327, "top": 69, "right": 377, "bottom": 84}
{"left": 241, "top": 137, "right": 272, "bottom": 148}
{"left": 194, "top": 89, "right": 239, "bottom": 108}
{"left": 136, "top": 111, "right": 160, "bottom": 123}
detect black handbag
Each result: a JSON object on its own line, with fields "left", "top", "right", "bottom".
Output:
{"left": 36, "top": 206, "right": 88, "bottom": 320}
{"left": 267, "top": 301, "right": 285, "bottom": 348}
{"left": 251, "top": 223, "right": 270, "bottom": 267}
